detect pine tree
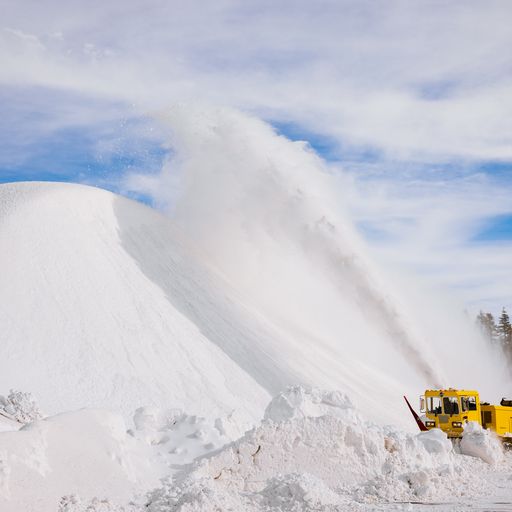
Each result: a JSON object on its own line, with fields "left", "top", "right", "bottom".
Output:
{"left": 476, "top": 311, "right": 498, "bottom": 344}
{"left": 497, "top": 307, "right": 512, "bottom": 348}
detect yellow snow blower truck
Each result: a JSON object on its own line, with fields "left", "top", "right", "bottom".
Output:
{"left": 404, "top": 388, "right": 512, "bottom": 441}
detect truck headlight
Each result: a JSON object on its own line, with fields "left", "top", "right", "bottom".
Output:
{"left": 425, "top": 421, "right": 436, "bottom": 428}
{"left": 452, "top": 421, "right": 462, "bottom": 428}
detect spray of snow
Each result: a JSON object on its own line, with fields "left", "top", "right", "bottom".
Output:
{"left": 155, "top": 106, "right": 442, "bottom": 385}
{"left": 127, "top": 105, "right": 509, "bottom": 411}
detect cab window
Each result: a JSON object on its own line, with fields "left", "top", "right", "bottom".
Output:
{"left": 427, "top": 396, "right": 442, "bottom": 414}
{"left": 461, "top": 396, "right": 477, "bottom": 412}
{"left": 443, "top": 396, "right": 459, "bottom": 415}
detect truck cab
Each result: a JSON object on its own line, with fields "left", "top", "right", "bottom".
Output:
{"left": 420, "top": 388, "right": 480, "bottom": 438}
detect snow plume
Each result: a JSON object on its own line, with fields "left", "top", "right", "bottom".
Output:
{"left": 126, "top": 105, "right": 509, "bottom": 416}
{"left": 128, "top": 106, "right": 442, "bottom": 392}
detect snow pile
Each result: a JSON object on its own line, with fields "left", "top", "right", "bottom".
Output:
{"left": 0, "top": 181, "right": 271, "bottom": 422}
{"left": 0, "top": 401, "right": 247, "bottom": 511}
{"left": 460, "top": 421, "right": 504, "bottom": 465}
{"left": 0, "top": 409, "right": 162, "bottom": 511}
{"left": 1, "top": 386, "right": 508, "bottom": 511}
{"left": 0, "top": 390, "right": 42, "bottom": 424}
{"left": 145, "top": 387, "right": 495, "bottom": 510}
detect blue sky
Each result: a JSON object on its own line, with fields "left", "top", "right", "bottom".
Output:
{"left": 1, "top": 0, "right": 512, "bottom": 312}
{"left": 474, "top": 213, "right": 512, "bottom": 242}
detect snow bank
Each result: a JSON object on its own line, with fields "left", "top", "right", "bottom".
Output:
{"left": 1, "top": 386, "right": 508, "bottom": 511}
{"left": 0, "top": 402, "right": 245, "bottom": 511}
{"left": 146, "top": 387, "right": 496, "bottom": 510}
{"left": 460, "top": 421, "right": 504, "bottom": 465}
{"left": 0, "top": 409, "right": 162, "bottom": 511}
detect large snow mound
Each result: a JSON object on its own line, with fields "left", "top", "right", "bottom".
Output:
{"left": 0, "top": 181, "right": 415, "bottom": 427}
{"left": 0, "top": 181, "right": 281, "bottom": 420}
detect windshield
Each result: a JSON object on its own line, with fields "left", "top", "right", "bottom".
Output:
{"left": 443, "top": 396, "right": 459, "bottom": 415}
{"left": 427, "top": 396, "right": 442, "bottom": 414}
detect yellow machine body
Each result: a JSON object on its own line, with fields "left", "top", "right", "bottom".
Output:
{"left": 421, "top": 389, "right": 481, "bottom": 438}
{"left": 421, "top": 389, "right": 512, "bottom": 439}
{"left": 480, "top": 404, "right": 512, "bottom": 438}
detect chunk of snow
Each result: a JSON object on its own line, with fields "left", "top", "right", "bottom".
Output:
{"left": 0, "top": 390, "right": 42, "bottom": 424}
{"left": 460, "top": 421, "right": 504, "bottom": 465}
{"left": 264, "top": 385, "right": 357, "bottom": 423}
{"left": 416, "top": 428, "right": 453, "bottom": 455}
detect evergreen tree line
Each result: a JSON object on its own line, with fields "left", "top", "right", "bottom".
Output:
{"left": 476, "top": 307, "right": 512, "bottom": 361}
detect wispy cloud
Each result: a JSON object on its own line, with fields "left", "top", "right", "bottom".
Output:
{"left": 344, "top": 160, "right": 512, "bottom": 312}
{"left": 2, "top": 1, "right": 512, "bottom": 159}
